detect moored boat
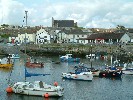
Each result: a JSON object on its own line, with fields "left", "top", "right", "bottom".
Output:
{"left": 99, "top": 66, "right": 122, "bottom": 78}
{"left": 0, "top": 57, "right": 13, "bottom": 68}
{"left": 6, "top": 68, "right": 64, "bottom": 97}
{"left": 7, "top": 81, "right": 64, "bottom": 97}
{"left": 122, "top": 63, "right": 133, "bottom": 75}
{"left": 86, "top": 54, "right": 96, "bottom": 59}
{"left": 25, "top": 57, "right": 44, "bottom": 68}
{"left": 62, "top": 63, "right": 93, "bottom": 81}
{"left": 62, "top": 71, "right": 93, "bottom": 81}
{"left": 8, "top": 54, "right": 20, "bottom": 59}
{"left": 60, "top": 54, "right": 80, "bottom": 62}
{"left": 74, "top": 63, "right": 100, "bottom": 77}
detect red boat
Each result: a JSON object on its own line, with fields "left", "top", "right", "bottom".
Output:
{"left": 25, "top": 58, "right": 44, "bottom": 68}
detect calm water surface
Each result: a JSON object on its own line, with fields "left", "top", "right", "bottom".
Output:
{"left": 0, "top": 56, "right": 133, "bottom": 100}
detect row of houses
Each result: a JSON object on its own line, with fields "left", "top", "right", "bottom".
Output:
{"left": 8, "top": 27, "right": 133, "bottom": 45}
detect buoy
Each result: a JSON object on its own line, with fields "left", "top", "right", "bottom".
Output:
{"left": 75, "top": 75, "right": 78, "bottom": 78}
{"left": 103, "top": 74, "right": 106, "bottom": 76}
{"left": 6, "top": 86, "right": 13, "bottom": 93}
{"left": 54, "top": 82, "right": 58, "bottom": 86}
{"left": 44, "top": 93, "right": 49, "bottom": 98}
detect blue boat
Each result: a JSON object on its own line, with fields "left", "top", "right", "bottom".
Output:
{"left": 60, "top": 54, "right": 80, "bottom": 62}
{"left": 74, "top": 63, "right": 100, "bottom": 77}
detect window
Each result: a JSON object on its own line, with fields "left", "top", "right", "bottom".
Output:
{"left": 44, "top": 39, "right": 47, "bottom": 42}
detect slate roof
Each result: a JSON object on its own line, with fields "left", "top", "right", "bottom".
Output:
{"left": 127, "top": 29, "right": 133, "bottom": 33}
{"left": 57, "top": 29, "right": 90, "bottom": 35}
{"left": 127, "top": 33, "right": 133, "bottom": 38}
{"left": 87, "top": 33, "right": 125, "bottom": 39}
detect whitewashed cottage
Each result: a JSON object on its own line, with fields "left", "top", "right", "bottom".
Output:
{"left": 36, "top": 28, "right": 50, "bottom": 44}
{"left": 18, "top": 33, "right": 35, "bottom": 44}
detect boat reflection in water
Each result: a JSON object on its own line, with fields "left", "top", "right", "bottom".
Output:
{"left": 0, "top": 67, "right": 12, "bottom": 72}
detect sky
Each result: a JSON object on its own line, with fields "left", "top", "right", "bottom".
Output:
{"left": 0, "top": 0, "right": 133, "bottom": 28}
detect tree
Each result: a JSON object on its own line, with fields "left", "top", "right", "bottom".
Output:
{"left": 1, "top": 24, "right": 9, "bottom": 28}
{"left": 116, "top": 25, "right": 125, "bottom": 31}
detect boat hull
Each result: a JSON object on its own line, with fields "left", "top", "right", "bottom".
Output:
{"left": 99, "top": 71, "right": 122, "bottom": 78}
{"left": 60, "top": 58, "right": 80, "bottom": 62}
{"left": 0, "top": 64, "right": 13, "bottom": 68}
{"left": 10, "top": 81, "right": 64, "bottom": 97}
{"left": 92, "top": 71, "right": 100, "bottom": 77}
{"left": 12, "top": 88, "right": 63, "bottom": 96}
{"left": 26, "top": 62, "right": 44, "bottom": 68}
{"left": 122, "top": 70, "right": 133, "bottom": 75}
{"left": 62, "top": 72, "right": 93, "bottom": 81}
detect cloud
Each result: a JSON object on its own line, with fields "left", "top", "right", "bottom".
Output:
{"left": 0, "top": 0, "right": 133, "bottom": 28}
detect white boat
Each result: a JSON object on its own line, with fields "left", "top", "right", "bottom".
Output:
{"left": 122, "top": 68, "right": 133, "bottom": 75}
{"left": 8, "top": 54, "right": 20, "bottom": 59}
{"left": 122, "top": 63, "right": 133, "bottom": 75}
{"left": 10, "top": 81, "right": 64, "bottom": 97}
{"left": 60, "top": 54, "right": 80, "bottom": 62}
{"left": 6, "top": 68, "right": 64, "bottom": 97}
{"left": 0, "top": 57, "right": 13, "bottom": 68}
{"left": 74, "top": 63, "right": 100, "bottom": 77}
{"left": 62, "top": 71, "right": 93, "bottom": 81}
{"left": 85, "top": 54, "right": 96, "bottom": 59}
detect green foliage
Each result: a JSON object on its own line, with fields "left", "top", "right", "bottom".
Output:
{"left": 0, "top": 34, "right": 10, "bottom": 38}
{"left": 1, "top": 24, "right": 9, "bottom": 28}
{"left": 116, "top": 25, "right": 125, "bottom": 30}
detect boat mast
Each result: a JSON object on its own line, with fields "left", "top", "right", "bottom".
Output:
{"left": 90, "top": 45, "right": 92, "bottom": 69}
{"left": 24, "top": 10, "right": 28, "bottom": 82}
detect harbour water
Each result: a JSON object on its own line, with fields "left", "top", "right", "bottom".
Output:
{"left": 0, "top": 56, "right": 133, "bottom": 100}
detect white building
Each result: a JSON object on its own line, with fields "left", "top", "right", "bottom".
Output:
{"left": 36, "top": 28, "right": 50, "bottom": 44}
{"left": 17, "top": 33, "right": 35, "bottom": 44}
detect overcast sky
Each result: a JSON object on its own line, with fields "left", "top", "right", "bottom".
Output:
{"left": 0, "top": 0, "right": 133, "bottom": 28}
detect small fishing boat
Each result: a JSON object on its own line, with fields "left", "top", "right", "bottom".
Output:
{"left": 25, "top": 57, "right": 44, "bottom": 68}
{"left": 62, "top": 63, "right": 93, "bottom": 81}
{"left": 60, "top": 54, "right": 80, "bottom": 62}
{"left": 74, "top": 63, "right": 100, "bottom": 77}
{"left": 62, "top": 71, "right": 93, "bottom": 81}
{"left": 8, "top": 81, "right": 64, "bottom": 97}
{"left": 8, "top": 54, "right": 20, "bottom": 59}
{"left": 99, "top": 66, "right": 122, "bottom": 78}
{"left": 122, "top": 63, "right": 133, "bottom": 75}
{"left": 6, "top": 68, "right": 64, "bottom": 97}
{"left": 0, "top": 57, "right": 13, "bottom": 68}
{"left": 85, "top": 54, "right": 96, "bottom": 59}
